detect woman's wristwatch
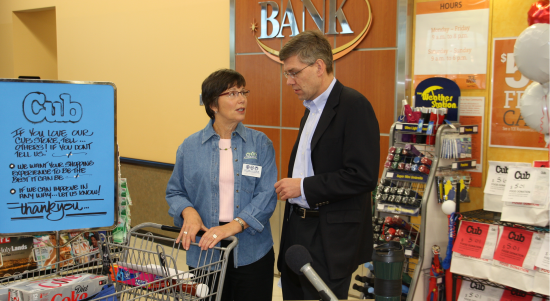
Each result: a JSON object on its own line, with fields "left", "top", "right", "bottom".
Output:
{"left": 233, "top": 217, "right": 245, "bottom": 233}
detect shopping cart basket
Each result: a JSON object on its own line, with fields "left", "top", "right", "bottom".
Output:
{"left": 1, "top": 223, "right": 237, "bottom": 301}
{"left": 102, "top": 222, "right": 238, "bottom": 301}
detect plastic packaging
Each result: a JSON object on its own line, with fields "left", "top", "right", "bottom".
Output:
{"left": 420, "top": 165, "right": 430, "bottom": 174}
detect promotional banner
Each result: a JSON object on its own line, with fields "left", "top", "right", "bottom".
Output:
{"left": 415, "top": 77, "right": 461, "bottom": 121}
{"left": 0, "top": 79, "right": 117, "bottom": 235}
{"left": 490, "top": 38, "right": 546, "bottom": 149}
{"left": 414, "top": 0, "right": 490, "bottom": 89}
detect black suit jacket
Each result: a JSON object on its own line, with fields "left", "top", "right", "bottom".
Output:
{"left": 277, "top": 80, "right": 380, "bottom": 279}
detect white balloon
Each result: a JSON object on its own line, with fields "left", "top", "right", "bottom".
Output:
{"left": 520, "top": 82, "right": 549, "bottom": 135}
{"left": 514, "top": 23, "right": 550, "bottom": 84}
{"left": 441, "top": 200, "right": 456, "bottom": 215}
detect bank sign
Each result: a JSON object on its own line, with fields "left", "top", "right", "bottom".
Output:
{"left": 254, "top": 0, "right": 372, "bottom": 63}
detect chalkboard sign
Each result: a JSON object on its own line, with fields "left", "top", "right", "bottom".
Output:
{"left": 0, "top": 79, "right": 117, "bottom": 235}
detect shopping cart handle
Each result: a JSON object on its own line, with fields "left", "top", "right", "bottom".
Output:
{"left": 161, "top": 225, "right": 206, "bottom": 237}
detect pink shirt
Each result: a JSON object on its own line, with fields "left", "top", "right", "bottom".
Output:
{"left": 219, "top": 139, "right": 234, "bottom": 222}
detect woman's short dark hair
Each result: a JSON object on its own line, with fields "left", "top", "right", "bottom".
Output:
{"left": 202, "top": 69, "right": 246, "bottom": 119}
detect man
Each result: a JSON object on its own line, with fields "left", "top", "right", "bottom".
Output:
{"left": 274, "top": 30, "right": 380, "bottom": 300}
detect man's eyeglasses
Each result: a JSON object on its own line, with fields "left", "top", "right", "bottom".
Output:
{"left": 219, "top": 90, "right": 251, "bottom": 98}
{"left": 283, "top": 63, "right": 314, "bottom": 79}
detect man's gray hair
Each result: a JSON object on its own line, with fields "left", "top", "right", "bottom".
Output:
{"left": 279, "top": 30, "right": 333, "bottom": 74}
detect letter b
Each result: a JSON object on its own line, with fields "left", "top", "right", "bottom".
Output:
{"left": 259, "top": 2, "right": 280, "bottom": 39}
{"left": 59, "top": 94, "right": 82, "bottom": 123}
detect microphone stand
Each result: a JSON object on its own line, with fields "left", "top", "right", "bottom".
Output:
{"left": 319, "top": 290, "right": 333, "bottom": 301}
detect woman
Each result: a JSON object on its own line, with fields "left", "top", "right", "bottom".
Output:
{"left": 166, "top": 69, "right": 277, "bottom": 301}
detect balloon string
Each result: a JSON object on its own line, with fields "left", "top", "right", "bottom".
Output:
{"left": 539, "top": 95, "right": 548, "bottom": 146}
{"left": 540, "top": 106, "right": 544, "bottom": 134}
{"left": 546, "top": 94, "right": 550, "bottom": 160}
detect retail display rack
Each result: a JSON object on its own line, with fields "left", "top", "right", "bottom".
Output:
{"left": 374, "top": 122, "right": 478, "bottom": 301}
{"left": 459, "top": 209, "right": 549, "bottom": 233}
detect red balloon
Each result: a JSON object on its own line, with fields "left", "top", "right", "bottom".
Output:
{"left": 528, "top": 0, "right": 550, "bottom": 25}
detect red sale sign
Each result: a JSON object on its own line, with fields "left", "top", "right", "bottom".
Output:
{"left": 494, "top": 227, "right": 534, "bottom": 267}
{"left": 453, "top": 221, "right": 491, "bottom": 258}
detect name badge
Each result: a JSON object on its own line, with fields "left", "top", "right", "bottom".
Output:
{"left": 242, "top": 164, "right": 262, "bottom": 178}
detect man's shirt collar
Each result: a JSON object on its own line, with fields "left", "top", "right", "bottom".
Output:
{"left": 303, "top": 77, "right": 337, "bottom": 113}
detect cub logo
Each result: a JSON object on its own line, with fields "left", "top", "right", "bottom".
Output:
{"left": 244, "top": 152, "right": 257, "bottom": 160}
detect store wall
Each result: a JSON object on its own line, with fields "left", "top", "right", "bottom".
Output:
{"left": 233, "top": 0, "right": 397, "bottom": 183}
{"left": 12, "top": 9, "right": 58, "bottom": 80}
{"left": 0, "top": 0, "right": 229, "bottom": 164}
{"left": 411, "top": 0, "right": 548, "bottom": 212}
{"left": 0, "top": 0, "right": 230, "bottom": 235}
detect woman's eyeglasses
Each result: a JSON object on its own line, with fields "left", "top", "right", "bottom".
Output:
{"left": 219, "top": 90, "right": 251, "bottom": 98}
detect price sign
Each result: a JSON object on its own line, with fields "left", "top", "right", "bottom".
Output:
{"left": 453, "top": 221, "right": 497, "bottom": 258}
{"left": 457, "top": 280, "right": 504, "bottom": 301}
{"left": 484, "top": 161, "right": 531, "bottom": 195}
{"left": 534, "top": 233, "right": 549, "bottom": 271}
{"left": 494, "top": 227, "right": 533, "bottom": 267}
{"left": 502, "top": 167, "right": 549, "bottom": 204}
{"left": 500, "top": 288, "right": 534, "bottom": 301}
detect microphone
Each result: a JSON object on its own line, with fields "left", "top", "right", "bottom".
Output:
{"left": 285, "top": 245, "right": 338, "bottom": 301}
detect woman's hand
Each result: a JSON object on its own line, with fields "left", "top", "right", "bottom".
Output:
{"left": 178, "top": 207, "right": 208, "bottom": 250}
{"left": 198, "top": 221, "right": 242, "bottom": 250}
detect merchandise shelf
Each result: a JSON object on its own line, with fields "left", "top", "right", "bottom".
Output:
{"left": 452, "top": 274, "right": 549, "bottom": 300}
{"left": 460, "top": 209, "right": 549, "bottom": 233}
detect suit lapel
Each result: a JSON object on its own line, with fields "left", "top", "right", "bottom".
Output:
{"left": 310, "top": 80, "right": 342, "bottom": 151}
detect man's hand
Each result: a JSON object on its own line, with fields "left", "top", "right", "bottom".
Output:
{"left": 274, "top": 178, "right": 302, "bottom": 200}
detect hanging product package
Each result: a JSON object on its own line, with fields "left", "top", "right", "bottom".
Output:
{"left": 450, "top": 221, "right": 499, "bottom": 279}
{"left": 401, "top": 100, "right": 420, "bottom": 142}
{"left": 459, "top": 176, "right": 471, "bottom": 203}
{"left": 441, "top": 176, "right": 457, "bottom": 203}
{"left": 113, "top": 178, "right": 133, "bottom": 243}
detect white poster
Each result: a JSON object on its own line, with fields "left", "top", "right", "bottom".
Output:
{"left": 414, "top": 0, "right": 490, "bottom": 89}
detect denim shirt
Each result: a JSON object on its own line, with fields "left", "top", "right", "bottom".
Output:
{"left": 166, "top": 119, "right": 277, "bottom": 268}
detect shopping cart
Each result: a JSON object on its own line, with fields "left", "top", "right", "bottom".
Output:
{"left": 102, "top": 222, "right": 238, "bottom": 301}
{"left": 1, "top": 223, "right": 237, "bottom": 301}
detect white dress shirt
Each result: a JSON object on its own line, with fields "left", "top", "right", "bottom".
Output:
{"left": 289, "top": 78, "right": 337, "bottom": 208}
